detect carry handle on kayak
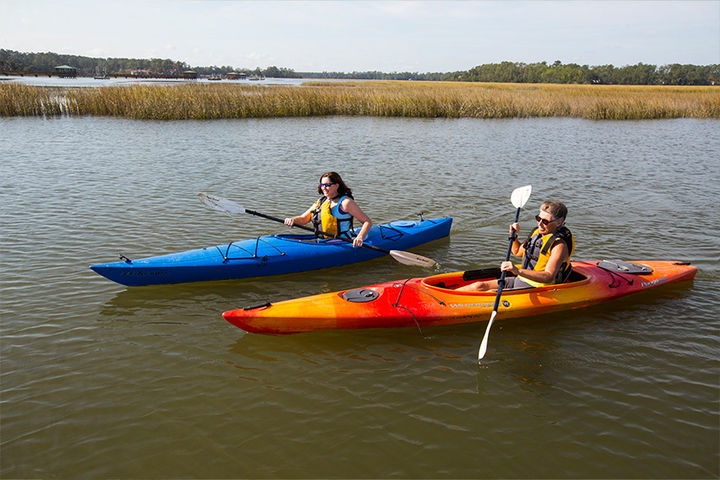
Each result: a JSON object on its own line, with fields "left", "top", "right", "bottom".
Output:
{"left": 198, "top": 192, "right": 436, "bottom": 268}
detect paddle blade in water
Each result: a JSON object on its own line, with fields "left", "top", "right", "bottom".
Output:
{"left": 511, "top": 185, "right": 532, "bottom": 209}
{"left": 388, "top": 250, "right": 436, "bottom": 268}
{"left": 478, "top": 310, "right": 498, "bottom": 361}
{"left": 198, "top": 192, "right": 246, "bottom": 215}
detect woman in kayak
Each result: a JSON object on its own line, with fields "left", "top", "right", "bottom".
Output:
{"left": 458, "top": 200, "right": 574, "bottom": 291}
{"left": 284, "top": 171, "right": 372, "bottom": 248}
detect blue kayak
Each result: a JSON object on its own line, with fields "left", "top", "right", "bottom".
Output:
{"left": 90, "top": 217, "right": 452, "bottom": 286}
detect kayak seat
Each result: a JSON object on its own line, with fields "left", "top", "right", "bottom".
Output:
{"left": 564, "top": 269, "right": 587, "bottom": 283}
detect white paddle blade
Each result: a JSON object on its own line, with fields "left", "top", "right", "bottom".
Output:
{"left": 478, "top": 310, "right": 497, "bottom": 361}
{"left": 389, "top": 250, "right": 437, "bottom": 268}
{"left": 198, "top": 192, "right": 246, "bottom": 215}
{"left": 510, "top": 185, "right": 532, "bottom": 209}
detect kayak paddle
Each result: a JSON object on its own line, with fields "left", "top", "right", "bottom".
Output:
{"left": 198, "top": 192, "right": 437, "bottom": 268}
{"left": 478, "top": 184, "right": 532, "bottom": 361}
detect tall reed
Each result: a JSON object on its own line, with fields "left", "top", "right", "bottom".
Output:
{"left": 0, "top": 83, "right": 68, "bottom": 116}
{"left": 1, "top": 81, "right": 718, "bottom": 120}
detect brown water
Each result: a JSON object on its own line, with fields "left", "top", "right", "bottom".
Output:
{"left": 1, "top": 116, "right": 718, "bottom": 478}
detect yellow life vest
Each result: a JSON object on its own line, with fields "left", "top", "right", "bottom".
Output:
{"left": 519, "top": 225, "right": 574, "bottom": 287}
{"left": 311, "top": 196, "right": 353, "bottom": 238}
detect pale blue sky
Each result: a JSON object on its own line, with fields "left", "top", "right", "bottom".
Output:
{"left": 2, "top": 0, "right": 718, "bottom": 72}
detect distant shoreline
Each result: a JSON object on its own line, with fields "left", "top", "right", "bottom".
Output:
{"left": 1, "top": 81, "right": 718, "bottom": 120}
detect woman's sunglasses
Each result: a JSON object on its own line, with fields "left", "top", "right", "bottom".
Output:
{"left": 319, "top": 182, "right": 336, "bottom": 188}
{"left": 535, "top": 215, "right": 557, "bottom": 225}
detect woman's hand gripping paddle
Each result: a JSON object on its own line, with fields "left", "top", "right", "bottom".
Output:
{"left": 478, "top": 185, "right": 532, "bottom": 361}
{"left": 198, "top": 192, "right": 437, "bottom": 268}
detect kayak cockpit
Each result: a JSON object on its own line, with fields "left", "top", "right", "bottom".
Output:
{"left": 272, "top": 234, "right": 346, "bottom": 243}
{"left": 421, "top": 267, "right": 590, "bottom": 292}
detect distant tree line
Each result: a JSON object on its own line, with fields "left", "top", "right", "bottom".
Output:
{"left": 299, "top": 62, "right": 719, "bottom": 85}
{"left": 1, "top": 50, "right": 717, "bottom": 85}
{"left": 1, "top": 49, "right": 191, "bottom": 76}
{"left": 456, "top": 60, "right": 719, "bottom": 85}
{"left": 0, "top": 49, "right": 301, "bottom": 78}
{"left": 299, "top": 71, "right": 447, "bottom": 81}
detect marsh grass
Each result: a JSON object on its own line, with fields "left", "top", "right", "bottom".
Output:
{"left": 1, "top": 81, "right": 718, "bottom": 120}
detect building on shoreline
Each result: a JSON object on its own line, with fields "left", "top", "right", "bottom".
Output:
{"left": 54, "top": 65, "right": 77, "bottom": 78}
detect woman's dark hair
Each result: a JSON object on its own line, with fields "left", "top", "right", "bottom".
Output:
{"left": 317, "top": 171, "right": 353, "bottom": 198}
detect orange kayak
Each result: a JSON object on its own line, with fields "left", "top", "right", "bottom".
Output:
{"left": 222, "top": 260, "right": 697, "bottom": 334}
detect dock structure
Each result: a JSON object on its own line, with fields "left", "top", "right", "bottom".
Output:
{"left": 54, "top": 65, "right": 77, "bottom": 78}
{"left": 0, "top": 67, "right": 81, "bottom": 78}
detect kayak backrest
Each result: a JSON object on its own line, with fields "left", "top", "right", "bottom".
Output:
{"left": 462, "top": 267, "right": 502, "bottom": 282}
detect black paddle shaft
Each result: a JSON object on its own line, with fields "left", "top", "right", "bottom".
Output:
{"left": 244, "top": 208, "right": 390, "bottom": 254}
{"left": 492, "top": 207, "right": 522, "bottom": 312}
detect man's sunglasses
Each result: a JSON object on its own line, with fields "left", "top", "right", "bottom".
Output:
{"left": 535, "top": 215, "right": 557, "bottom": 225}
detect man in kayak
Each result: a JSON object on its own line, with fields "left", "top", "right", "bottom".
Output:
{"left": 284, "top": 171, "right": 372, "bottom": 247}
{"left": 458, "top": 200, "right": 574, "bottom": 291}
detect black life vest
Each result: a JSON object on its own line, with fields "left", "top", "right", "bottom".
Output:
{"left": 520, "top": 225, "right": 574, "bottom": 286}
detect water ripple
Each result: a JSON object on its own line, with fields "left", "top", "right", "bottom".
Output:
{"left": 1, "top": 116, "right": 718, "bottom": 479}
